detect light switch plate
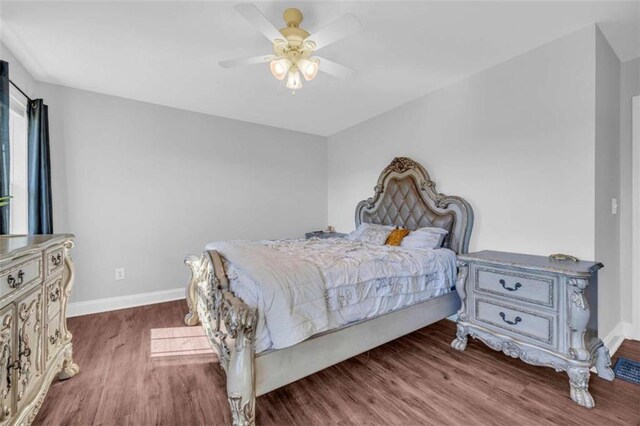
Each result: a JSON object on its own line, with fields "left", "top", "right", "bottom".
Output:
{"left": 612, "top": 198, "right": 618, "bottom": 215}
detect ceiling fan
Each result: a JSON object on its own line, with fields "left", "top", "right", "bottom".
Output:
{"left": 220, "top": 4, "right": 362, "bottom": 92}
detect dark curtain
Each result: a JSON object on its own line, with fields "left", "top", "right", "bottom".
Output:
{"left": 0, "top": 61, "right": 9, "bottom": 234}
{"left": 27, "top": 99, "right": 53, "bottom": 234}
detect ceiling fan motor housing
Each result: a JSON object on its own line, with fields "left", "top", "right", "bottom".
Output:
{"left": 274, "top": 8, "right": 312, "bottom": 59}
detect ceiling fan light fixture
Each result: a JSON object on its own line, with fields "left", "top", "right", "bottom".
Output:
{"left": 298, "top": 58, "right": 320, "bottom": 81}
{"left": 286, "top": 66, "right": 303, "bottom": 90}
{"left": 270, "top": 58, "right": 291, "bottom": 80}
{"left": 224, "top": 5, "right": 362, "bottom": 91}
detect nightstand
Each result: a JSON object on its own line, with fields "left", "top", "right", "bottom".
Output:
{"left": 305, "top": 231, "right": 347, "bottom": 239}
{"left": 451, "top": 250, "right": 614, "bottom": 409}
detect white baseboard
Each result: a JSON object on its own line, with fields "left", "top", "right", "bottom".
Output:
{"left": 67, "top": 288, "right": 185, "bottom": 318}
{"left": 602, "top": 321, "right": 633, "bottom": 356}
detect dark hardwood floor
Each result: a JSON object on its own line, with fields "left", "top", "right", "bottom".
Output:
{"left": 35, "top": 300, "right": 640, "bottom": 425}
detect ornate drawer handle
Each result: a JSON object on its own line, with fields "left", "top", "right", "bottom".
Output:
{"left": 6, "top": 358, "right": 19, "bottom": 404}
{"left": 49, "top": 288, "right": 61, "bottom": 303}
{"left": 49, "top": 330, "right": 60, "bottom": 345}
{"left": 7, "top": 359, "right": 20, "bottom": 378}
{"left": 50, "top": 253, "right": 63, "bottom": 267}
{"left": 7, "top": 270, "right": 25, "bottom": 289}
{"left": 21, "top": 347, "right": 31, "bottom": 358}
{"left": 499, "top": 279, "right": 521, "bottom": 292}
{"left": 499, "top": 312, "right": 522, "bottom": 325}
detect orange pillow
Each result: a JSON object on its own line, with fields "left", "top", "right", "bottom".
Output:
{"left": 385, "top": 228, "right": 410, "bottom": 246}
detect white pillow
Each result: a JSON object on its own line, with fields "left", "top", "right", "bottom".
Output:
{"left": 347, "top": 223, "right": 394, "bottom": 245}
{"left": 413, "top": 227, "right": 449, "bottom": 235}
{"left": 401, "top": 227, "right": 448, "bottom": 249}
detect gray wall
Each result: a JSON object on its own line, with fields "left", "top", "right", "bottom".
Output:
{"left": 327, "top": 26, "right": 625, "bottom": 339}
{"left": 328, "top": 26, "right": 597, "bottom": 258}
{"left": 0, "top": 42, "right": 37, "bottom": 98}
{"left": 37, "top": 84, "right": 328, "bottom": 303}
{"left": 619, "top": 57, "right": 640, "bottom": 325}
{"left": 594, "top": 27, "right": 621, "bottom": 338}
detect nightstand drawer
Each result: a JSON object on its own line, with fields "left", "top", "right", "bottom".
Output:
{"left": 475, "top": 298, "right": 555, "bottom": 347}
{"left": 474, "top": 266, "right": 555, "bottom": 309}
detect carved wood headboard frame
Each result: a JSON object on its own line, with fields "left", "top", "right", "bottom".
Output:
{"left": 355, "top": 157, "right": 474, "bottom": 254}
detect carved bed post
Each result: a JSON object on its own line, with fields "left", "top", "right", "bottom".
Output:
{"left": 184, "top": 254, "right": 202, "bottom": 326}
{"left": 184, "top": 249, "right": 258, "bottom": 425}
{"left": 226, "top": 301, "right": 258, "bottom": 426}
{"left": 451, "top": 259, "right": 469, "bottom": 351}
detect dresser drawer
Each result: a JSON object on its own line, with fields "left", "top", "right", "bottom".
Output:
{"left": 45, "top": 246, "right": 64, "bottom": 279}
{"left": 475, "top": 298, "right": 556, "bottom": 347}
{"left": 45, "top": 313, "right": 63, "bottom": 364}
{"left": 46, "top": 277, "right": 63, "bottom": 321}
{"left": 0, "top": 255, "right": 42, "bottom": 298}
{"left": 474, "top": 266, "right": 555, "bottom": 309}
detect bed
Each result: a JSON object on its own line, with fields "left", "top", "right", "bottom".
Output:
{"left": 184, "top": 157, "right": 474, "bottom": 425}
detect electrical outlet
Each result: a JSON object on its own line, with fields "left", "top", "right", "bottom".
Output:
{"left": 115, "top": 268, "right": 125, "bottom": 281}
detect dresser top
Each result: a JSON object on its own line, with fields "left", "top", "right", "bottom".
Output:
{"left": 0, "top": 234, "right": 74, "bottom": 263}
{"left": 458, "top": 250, "right": 603, "bottom": 278}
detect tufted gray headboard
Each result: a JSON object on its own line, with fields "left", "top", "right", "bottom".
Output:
{"left": 355, "top": 157, "right": 474, "bottom": 254}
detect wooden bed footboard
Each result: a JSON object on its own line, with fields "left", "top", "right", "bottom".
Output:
{"left": 185, "top": 249, "right": 462, "bottom": 426}
{"left": 184, "top": 250, "right": 258, "bottom": 426}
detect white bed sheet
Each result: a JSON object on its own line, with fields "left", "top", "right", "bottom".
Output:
{"left": 206, "top": 238, "right": 457, "bottom": 353}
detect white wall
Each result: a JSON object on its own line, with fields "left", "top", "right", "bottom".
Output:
{"left": 329, "top": 26, "right": 597, "bottom": 261}
{"left": 37, "top": 84, "right": 327, "bottom": 303}
{"left": 594, "top": 28, "right": 621, "bottom": 339}
{"left": 619, "top": 57, "right": 640, "bottom": 325}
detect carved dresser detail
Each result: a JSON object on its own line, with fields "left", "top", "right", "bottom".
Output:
{"left": 451, "top": 251, "right": 613, "bottom": 409}
{"left": 0, "top": 234, "right": 77, "bottom": 425}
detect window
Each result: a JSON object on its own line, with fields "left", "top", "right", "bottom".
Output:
{"left": 8, "top": 86, "right": 28, "bottom": 234}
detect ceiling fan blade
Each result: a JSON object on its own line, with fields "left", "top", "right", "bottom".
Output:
{"left": 219, "top": 55, "right": 275, "bottom": 68}
{"left": 234, "top": 3, "right": 285, "bottom": 44}
{"left": 304, "top": 14, "right": 362, "bottom": 51}
{"left": 316, "top": 57, "right": 357, "bottom": 80}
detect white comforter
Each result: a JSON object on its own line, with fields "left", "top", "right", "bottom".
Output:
{"left": 205, "top": 238, "right": 457, "bottom": 353}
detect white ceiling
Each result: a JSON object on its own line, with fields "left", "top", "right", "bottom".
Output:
{"left": 1, "top": 1, "right": 638, "bottom": 136}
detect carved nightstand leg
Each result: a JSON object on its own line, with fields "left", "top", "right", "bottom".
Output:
{"left": 594, "top": 343, "right": 615, "bottom": 381}
{"left": 451, "top": 324, "right": 468, "bottom": 352}
{"left": 59, "top": 347, "right": 79, "bottom": 380}
{"left": 567, "top": 366, "right": 594, "bottom": 409}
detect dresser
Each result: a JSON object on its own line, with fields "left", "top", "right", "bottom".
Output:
{"left": 0, "top": 235, "right": 78, "bottom": 425}
{"left": 451, "top": 251, "right": 614, "bottom": 409}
